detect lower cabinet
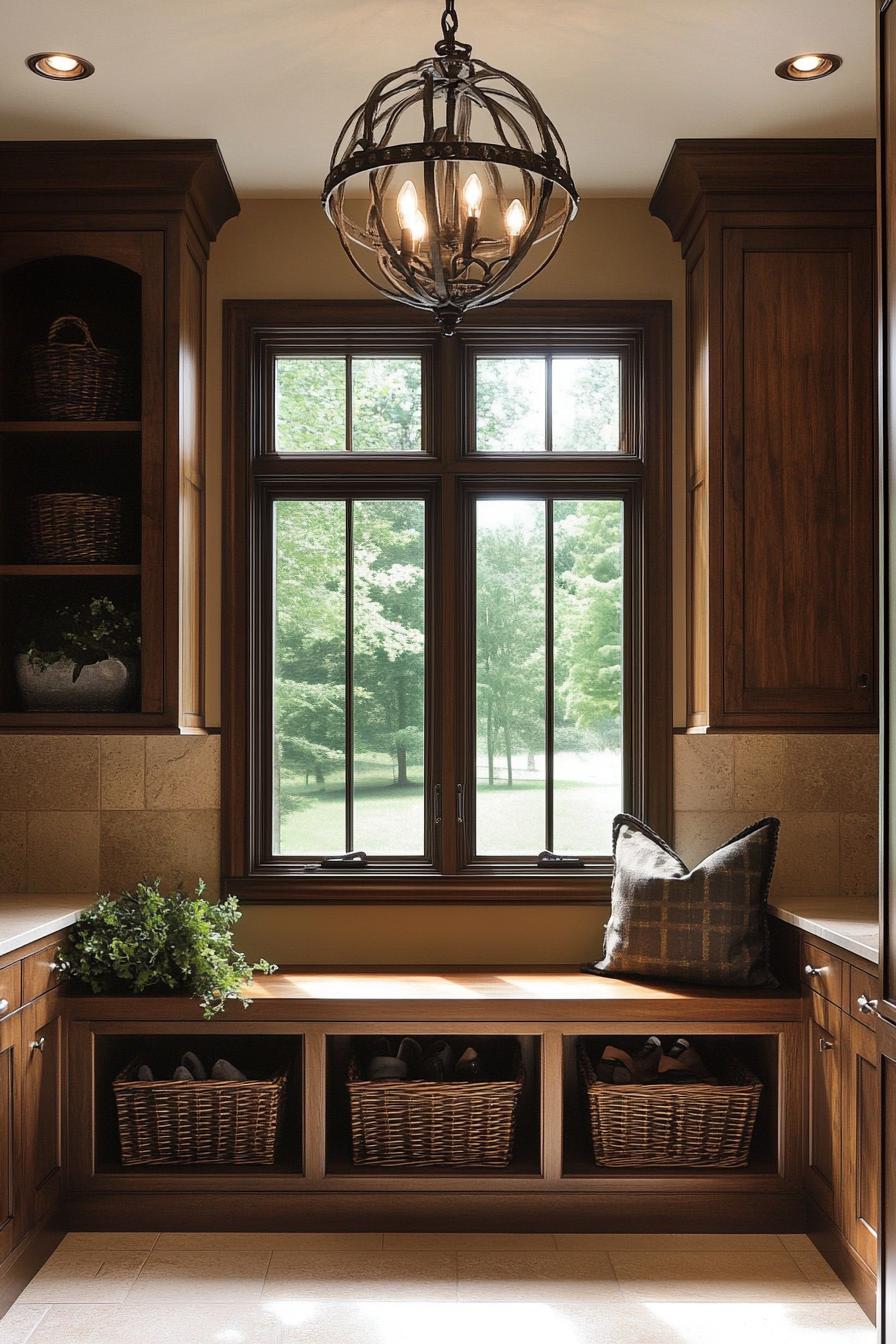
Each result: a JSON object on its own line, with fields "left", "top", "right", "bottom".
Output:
{"left": 802, "top": 934, "right": 881, "bottom": 1284}
{"left": 19, "top": 996, "right": 64, "bottom": 1230}
{"left": 806, "top": 991, "right": 841, "bottom": 1219}
{"left": 842, "top": 1014, "right": 879, "bottom": 1271}
{"left": 0, "top": 1013, "right": 21, "bottom": 1265}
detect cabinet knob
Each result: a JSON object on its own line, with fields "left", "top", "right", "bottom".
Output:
{"left": 0, "top": 1000, "right": 8, "bottom": 1014}
{"left": 819, "top": 1037, "right": 835, "bottom": 1053}
{"left": 857, "top": 994, "right": 879, "bottom": 1016}
{"left": 30, "top": 1036, "right": 46, "bottom": 1053}
{"left": 804, "top": 964, "right": 824, "bottom": 977}
{"left": 857, "top": 672, "right": 872, "bottom": 690}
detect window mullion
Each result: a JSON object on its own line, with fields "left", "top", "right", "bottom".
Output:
{"left": 345, "top": 499, "right": 354, "bottom": 853}
{"left": 545, "top": 355, "right": 553, "bottom": 452}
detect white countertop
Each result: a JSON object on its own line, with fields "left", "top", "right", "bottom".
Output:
{"left": 0, "top": 896, "right": 84, "bottom": 959}
{"left": 768, "top": 895, "right": 879, "bottom": 964}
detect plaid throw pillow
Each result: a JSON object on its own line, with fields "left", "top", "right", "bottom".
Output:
{"left": 586, "top": 813, "right": 780, "bottom": 987}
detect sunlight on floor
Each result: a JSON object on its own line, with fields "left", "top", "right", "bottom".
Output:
{"left": 0, "top": 1233, "right": 874, "bottom": 1344}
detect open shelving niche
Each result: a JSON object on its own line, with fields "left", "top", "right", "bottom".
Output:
{"left": 0, "top": 254, "right": 144, "bottom": 719}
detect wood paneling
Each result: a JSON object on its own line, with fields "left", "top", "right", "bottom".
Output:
{"left": 652, "top": 139, "right": 877, "bottom": 729}
{"left": 19, "top": 995, "right": 63, "bottom": 1229}
{"left": 0, "top": 1015, "right": 20, "bottom": 1266}
{"left": 842, "top": 1015, "right": 879, "bottom": 1271}
{"left": 806, "top": 991, "right": 841, "bottom": 1219}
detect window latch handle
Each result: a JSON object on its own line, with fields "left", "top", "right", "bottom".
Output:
{"left": 537, "top": 850, "right": 585, "bottom": 869}
{"left": 321, "top": 850, "right": 368, "bottom": 868}
{"left": 455, "top": 784, "right": 465, "bottom": 824}
{"left": 433, "top": 784, "right": 442, "bottom": 826}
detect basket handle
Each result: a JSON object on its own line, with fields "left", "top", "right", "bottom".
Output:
{"left": 47, "top": 315, "right": 97, "bottom": 348}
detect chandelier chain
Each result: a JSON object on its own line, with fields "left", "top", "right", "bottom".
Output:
{"left": 436, "top": 0, "right": 471, "bottom": 59}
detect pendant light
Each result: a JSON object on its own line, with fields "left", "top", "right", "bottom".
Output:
{"left": 322, "top": 0, "right": 578, "bottom": 333}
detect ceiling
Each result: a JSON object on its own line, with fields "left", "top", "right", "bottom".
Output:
{"left": 2, "top": 0, "right": 876, "bottom": 197}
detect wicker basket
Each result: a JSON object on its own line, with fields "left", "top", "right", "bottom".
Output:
{"left": 578, "top": 1041, "right": 762, "bottom": 1168}
{"left": 347, "top": 1042, "right": 523, "bottom": 1167}
{"left": 113, "top": 1062, "right": 286, "bottom": 1166}
{"left": 29, "top": 492, "right": 122, "bottom": 563}
{"left": 24, "top": 315, "right": 125, "bottom": 420}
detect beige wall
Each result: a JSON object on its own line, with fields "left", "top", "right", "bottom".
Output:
{"left": 0, "top": 199, "right": 879, "bottom": 966}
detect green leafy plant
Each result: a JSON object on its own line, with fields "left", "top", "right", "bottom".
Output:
{"left": 21, "top": 595, "right": 140, "bottom": 681}
{"left": 55, "top": 880, "right": 276, "bottom": 1018}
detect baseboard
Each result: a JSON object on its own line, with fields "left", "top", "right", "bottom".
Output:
{"left": 806, "top": 1199, "right": 876, "bottom": 1323}
{"left": 65, "top": 1189, "right": 805, "bottom": 1234}
{"left": 0, "top": 1220, "right": 66, "bottom": 1321}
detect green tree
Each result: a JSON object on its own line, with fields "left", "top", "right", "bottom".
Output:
{"left": 555, "top": 500, "right": 623, "bottom": 748}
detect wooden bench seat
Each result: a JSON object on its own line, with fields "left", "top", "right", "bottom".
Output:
{"left": 64, "top": 965, "right": 802, "bottom": 1025}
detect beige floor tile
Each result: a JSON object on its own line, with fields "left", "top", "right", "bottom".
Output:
{"left": 19, "top": 1250, "right": 149, "bottom": 1304}
{"left": 22, "top": 1305, "right": 280, "bottom": 1344}
{"left": 456, "top": 1251, "right": 621, "bottom": 1303}
{"left": 609, "top": 1249, "right": 849, "bottom": 1303}
{"left": 0, "top": 1304, "right": 49, "bottom": 1344}
{"left": 783, "top": 1243, "right": 846, "bottom": 1284}
{"left": 263, "top": 1251, "right": 457, "bottom": 1302}
{"left": 155, "top": 1230, "right": 382, "bottom": 1252}
{"left": 278, "top": 1301, "right": 680, "bottom": 1344}
{"left": 554, "top": 1233, "right": 784, "bottom": 1252}
{"left": 125, "top": 1246, "right": 272, "bottom": 1302}
{"left": 58, "top": 1233, "right": 160, "bottom": 1253}
{"left": 383, "top": 1232, "right": 555, "bottom": 1251}
{"left": 638, "top": 1301, "right": 873, "bottom": 1343}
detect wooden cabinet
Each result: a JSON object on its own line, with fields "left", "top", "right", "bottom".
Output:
{"left": 0, "top": 1013, "right": 21, "bottom": 1266}
{"left": 842, "top": 1015, "right": 879, "bottom": 1271}
{"left": 0, "top": 142, "right": 239, "bottom": 731}
{"left": 806, "top": 991, "right": 841, "bottom": 1219}
{"left": 19, "top": 995, "right": 64, "bottom": 1229}
{"left": 797, "top": 932, "right": 880, "bottom": 1313}
{"left": 651, "top": 140, "right": 877, "bottom": 729}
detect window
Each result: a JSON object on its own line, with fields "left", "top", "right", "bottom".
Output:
{"left": 224, "top": 302, "right": 670, "bottom": 901}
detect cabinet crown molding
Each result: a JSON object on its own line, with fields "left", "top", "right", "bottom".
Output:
{"left": 0, "top": 139, "right": 240, "bottom": 245}
{"left": 650, "top": 138, "right": 875, "bottom": 246}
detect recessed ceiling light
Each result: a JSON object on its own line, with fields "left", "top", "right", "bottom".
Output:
{"left": 775, "top": 52, "right": 842, "bottom": 82}
{"left": 26, "top": 52, "right": 94, "bottom": 81}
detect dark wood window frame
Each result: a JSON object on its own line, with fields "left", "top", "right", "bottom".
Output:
{"left": 223, "top": 299, "right": 672, "bottom": 904}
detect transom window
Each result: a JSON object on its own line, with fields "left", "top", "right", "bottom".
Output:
{"left": 224, "top": 301, "right": 670, "bottom": 902}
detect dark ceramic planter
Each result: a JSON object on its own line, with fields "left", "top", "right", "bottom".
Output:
{"left": 15, "top": 654, "right": 138, "bottom": 713}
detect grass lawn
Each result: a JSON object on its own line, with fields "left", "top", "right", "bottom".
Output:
{"left": 277, "top": 752, "right": 620, "bottom": 856}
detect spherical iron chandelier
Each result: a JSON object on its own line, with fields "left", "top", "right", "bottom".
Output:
{"left": 322, "top": 0, "right": 579, "bottom": 333}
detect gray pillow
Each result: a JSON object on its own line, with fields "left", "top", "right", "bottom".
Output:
{"left": 585, "top": 813, "right": 780, "bottom": 987}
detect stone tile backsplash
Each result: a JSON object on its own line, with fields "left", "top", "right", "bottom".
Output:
{"left": 0, "top": 730, "right": 878, "bottom": 902}
{"left": 673, "top": 734, "right": 879, "bottom": 900}
{"left": 0, "top": 735, "right": 220, "bottom": 899}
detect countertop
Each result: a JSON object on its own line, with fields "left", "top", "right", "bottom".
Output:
{"left": 0, "top": 896, "right": 83, "bottom": 959}
{"left": 768, "top": 894, "right": 879, "bottom": 964}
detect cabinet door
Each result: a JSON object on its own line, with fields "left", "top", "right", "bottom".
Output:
{"left": 721, "top": 225, "right": 876, "bottom": 727}
{"left": 806, "top": 994, "right": 842, "bottom": 1218}
{"left": 19, "top": 996, "right": 63, "bottom": 1229}
{"left": 0, "top": 1013, "right": 21, "bottom": 1264}
{"left": 842, "top": 1015, "right": 879, "bottom": 1270}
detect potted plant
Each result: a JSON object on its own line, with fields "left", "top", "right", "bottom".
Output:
{"left": 15, "top": 594, "right": 140, "bottom": 712}
{"left": 55, "top": 879, "right": 276, "bottom": 1018}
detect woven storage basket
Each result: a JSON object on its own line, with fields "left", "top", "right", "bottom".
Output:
{"left": 24, "top": 315, "right": 125, "bottom": 420}
{"left": 114, "top": 1063, "right": 286, "bottom": 1166}
{"left": 347, "top": 1043, "right": 523, "bottom": 1167}
{"left": 578, "top": 1041, "right": 762, "bottom": 1168}
{"left": 29, "top": 492, "right": 122, "bottom": 563}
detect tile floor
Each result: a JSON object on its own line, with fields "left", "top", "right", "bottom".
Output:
{"left": 0, "top": 1232, "right": 873, "bottom": 1343}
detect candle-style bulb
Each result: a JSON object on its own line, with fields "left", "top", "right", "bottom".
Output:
{"left": 506, "top": 198, "right": 527, "bottom": 239}
{"left": 411, "top": 208, "right": 427, "bottom": 244}
{"left": 462, "top": 173, "right": 483, "bottom": 219}
{"left": 397, "top": 180, "right": 419, "bottom": 230}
